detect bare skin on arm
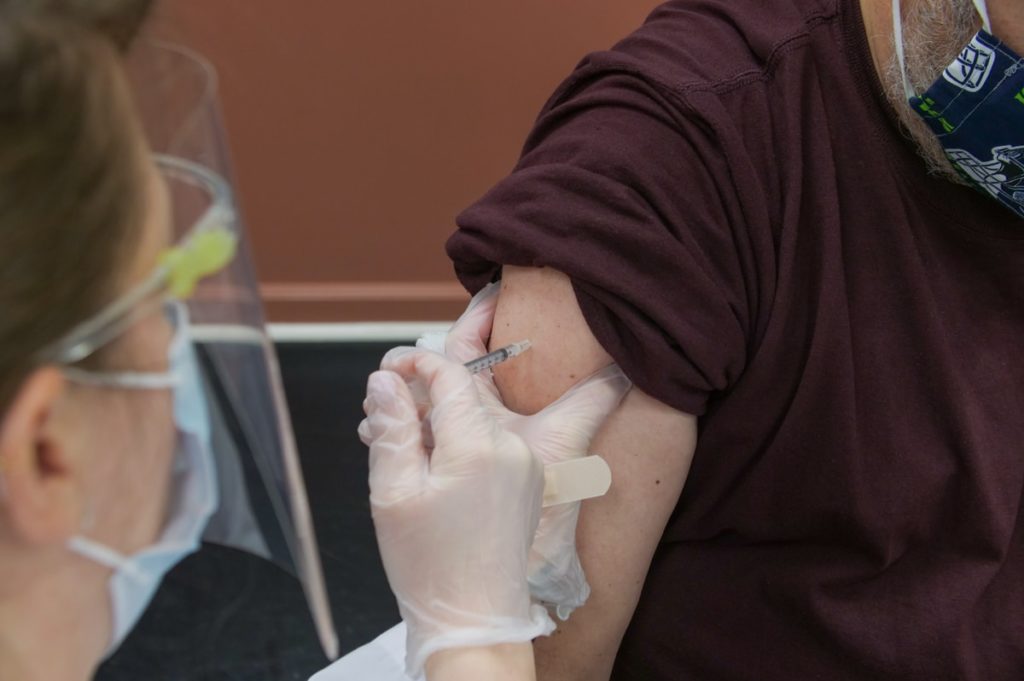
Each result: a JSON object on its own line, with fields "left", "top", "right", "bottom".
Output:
{"left": 491, "top": 266, "right": 698, "bottom": 681}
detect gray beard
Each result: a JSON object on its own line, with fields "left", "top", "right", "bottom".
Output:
{"left": 881, "top": 0, "right": 980, "bottom": 184}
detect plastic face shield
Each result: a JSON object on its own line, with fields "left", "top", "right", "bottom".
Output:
{"left": 50, "top": 43, "right": 338, "bottom": 660}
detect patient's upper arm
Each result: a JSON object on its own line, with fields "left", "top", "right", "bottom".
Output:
{"left": 491, "top": 265, "right": 698, "bottom": 681}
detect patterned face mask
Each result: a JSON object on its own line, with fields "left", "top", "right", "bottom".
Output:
{"left": 893, "top": 0, "right": 1024, "bottom": 219}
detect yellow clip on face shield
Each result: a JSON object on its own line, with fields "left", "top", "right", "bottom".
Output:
{"left": 160, "top": 209, "right": 237, "bottom": 300}
{"left": 161, "top": 230, "right": 237, "bottom": 299}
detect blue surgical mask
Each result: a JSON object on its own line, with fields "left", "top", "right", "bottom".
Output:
{"left": 64, "top": 301, "right": 218, "bottom": 655}
{"left": 892, "top": 0, "right": 1024, "bottom": 219}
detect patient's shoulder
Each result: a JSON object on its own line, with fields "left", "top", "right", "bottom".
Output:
{"left": 491, "top": 266, "right": 613, "bottom": 415}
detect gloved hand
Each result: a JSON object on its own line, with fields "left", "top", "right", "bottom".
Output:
{"left": 417, "top": 283, "right": 631, "bottom": 620}
{"left": 360, "top": 349, "right": 554, "bottom": 676}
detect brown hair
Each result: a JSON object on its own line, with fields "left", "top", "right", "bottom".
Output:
{"left": 2, "top": 1, "right": 155, "bottom": 50}
{"left": 0, "top": 3, "right": 155, "bottom": 409}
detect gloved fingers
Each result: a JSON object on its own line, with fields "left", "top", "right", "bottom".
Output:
{"left": 382, "top": 348, "right": 539, "bottom": 489}
{"left": 381, "top": 348, "right": 475, "bottom": 402}
{"left": 381, "top": 349, "right": 492, "bottom": 461}
{"left": 540, "top": 363, "right": 631, "bottom": 420}
{"left": 380, "top": 345, "right": 419, "bottom": 370}
{"left": 464, "top": 280, "right": 501, "bottom": 314}
{"left": 364, "top": 370, "right": 430, "bottom": 506}
{"left": 419, "top": 326, "right": 504, "bottom": 413}
{"left": 445, "top": 281, "right": 500, "bottom": 364}
{"left": 527, "top": 503, "right": 589, "bottom": 619}
{"left": 527, "top": 553, "right": 589, "bottom": 615}
{"left": 414, "top": 284, "right": 497, "bottom": 363}
{"left": 381, "top": 346, "right": 434, "bottom": 420}
{"left": 512, "top": 364, "right": 632, "bottom": 461}
{"left": 357, "top": 416, "right": 373, "bottom": 446}
{"left": 468, "top": 370, "right": 505, "bottom": 414}
{"left": 529, "top": 504, "right": 582, "bottom": 571}
{"left": 363, "top": 369, "right": 415, "bottom": 440}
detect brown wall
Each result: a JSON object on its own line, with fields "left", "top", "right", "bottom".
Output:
{"left": 164, "top": 1, "right": 663, "bottom": 321}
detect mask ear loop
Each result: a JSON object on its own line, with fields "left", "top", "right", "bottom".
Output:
{"left": 891, "top": 0, "right": 916, "bottom": 101}
{"left": 62, "top": 367, "right": 181, "bottom": 390}
{"left": 67, "top": 535, "right": 149, "bottom": 583}
{"left": 971, "top": 0, "right": 992, "bottom": 33}
{"left": 891, "top": 0, "right": 993, "bottom": 102}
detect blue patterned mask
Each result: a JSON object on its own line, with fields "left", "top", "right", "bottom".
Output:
{"left": 893, "top": 0, "right": 1024, "bottom": 219}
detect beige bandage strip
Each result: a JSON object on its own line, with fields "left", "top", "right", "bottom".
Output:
{"left": 542, "top": 455, "right": 612, "bottom": 508}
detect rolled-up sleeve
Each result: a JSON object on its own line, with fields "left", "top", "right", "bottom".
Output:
{"left": 447, "top": 65, "right": 774, "bottom": 416}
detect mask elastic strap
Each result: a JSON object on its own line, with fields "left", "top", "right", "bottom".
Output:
{"left": 68, "top": 536, "right": 148, "bottom": 582}
{"left": 972, "top": 0, "right": 992, "bottom": 33}
{"left": 63, "top": 367, "right": 181, "bottom": 390}
{"left": 891, "top": 0, "right": 993, "bottom": 102}
{"left": 891, "top": 0, "right": 916, "bottom": 101}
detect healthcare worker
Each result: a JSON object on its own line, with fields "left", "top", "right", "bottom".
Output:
{"left": 0, "top": 3, "right": 629, "bottom": 681}
{"left": 0, "top": 4, "right": 340, "bottom": 679}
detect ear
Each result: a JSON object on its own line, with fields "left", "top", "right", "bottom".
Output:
{"left": 0, "top": 368, "right": 83, "bottom": 545}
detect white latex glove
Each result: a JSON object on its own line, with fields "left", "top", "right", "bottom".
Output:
{"left": 417, "top": 283, "right": 632, "bottom": 620}
{"left": 359, "top": 349, "right": 554, "bottom": 676}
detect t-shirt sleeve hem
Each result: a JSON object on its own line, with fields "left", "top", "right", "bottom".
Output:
{"left": 571, "top": 278, "right": 709, "bottom": 417}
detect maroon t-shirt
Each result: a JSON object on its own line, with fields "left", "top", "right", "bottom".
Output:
{"left": 446, "top": 0, "right": 1024, "bottom": 678}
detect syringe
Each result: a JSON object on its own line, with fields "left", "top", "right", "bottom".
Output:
{"left": 463, "top": 340, "right": 532, "bottom": 374}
